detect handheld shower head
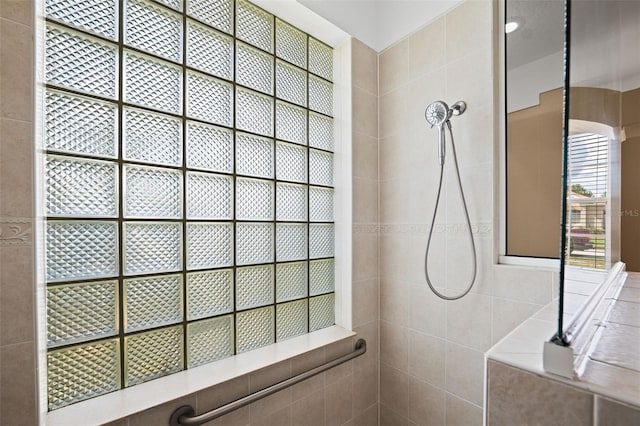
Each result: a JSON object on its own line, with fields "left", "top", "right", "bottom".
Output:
{"left": 425, "top": 101, "right": 451, "bottom": 127}
{"left": 425, "top": 101, "right": 451, "bottom": 165}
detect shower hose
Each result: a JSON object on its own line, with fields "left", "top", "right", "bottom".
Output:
{"left": 424, "top": 121, "right": 478, "bottom": 300}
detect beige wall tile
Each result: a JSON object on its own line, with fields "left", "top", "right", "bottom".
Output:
{"left": 409, "top": 18, "right": 445, "bottom": 80}
{"left": 380, "top": 364, "right": 409, "bottom": 418}
{"left": 290, "top": 347, "right": 325, "bottom": 400}
{"left": 324, "top": 337, "right": 354, "bottom": 385}
{"left": 445, "top": 292, "right": 492, "bottom": 351}
{"left": 409, "top": 284, "right": 446, "bottom": 338}
{"left": 353, "top": 233, "right": 378, "bottom": 281}
{"left": 491, "top": 298, "right": 544, "bottom": 344}
{"left": 0, "top": 118, "right": 34, "bottom": 218}
{"left": 353, "top": 350, "right": 377, "bottom": 413}
{"left": 379, "top": 130, "right": 411, "bottom": 182}
{"left": 353, "top": 86, "right": 378, "bottom": 139}
{"left": 380, "top": 320, "right": 408, "bottom": 372}
{"left": 379, "top": 179, "right": 411, "bottom": 224}
{"left": 325, "top": 373, "right": 353, "bottom": 425}
{"left": 595, "top": 396, "right": 640, "bottom": 425}
{"left": 445, "top": 0, "right": 492, "bottom": 63}
{"left": 353, "top": 321, "right": 378, "bottom": 367}
{"left": 492, "top": 265, "right": 554, "bottom": 305}
{"left": 196, "top": 376, "right": 249, "bottom": 418}
{"left": 250, "top": 406, "right": 291, "bottom": 426}
{"left": 408, "top": 331, "right": 445, "bottom": 388}
{"left": 408, "top": 376, "right": 445, "bottom": 426}
{"left": 380, "top": 278, "right": 408, "bottom": 326}
{"left": 352, "top": 278, "right": 378, "bottom": 328}
{"left": 488, "top": 360, "right": 594, "bottom": 426}
{"left": 406, "top": 68, "right": 447, "bottom": 130}
{"left": 0, "top": 18, "right": 33, "bottom": 121}
{"left": 445, "top": 49, "right": 493, "bottom": 114}
{"left": 445, "top": 393, "right": 482, "bottom": 426}
{"left": 353, "top": 177, "right": 378, "bottom": 223}
{"left": 379, "top": 39, "right": 408, "bottom": 95}
{"left": 353, "top": 132, "right": 378, "bottom": 181}
{"left": 128, "top": 395, "right": 197, "bottom": 426}
{"left": 352, "top": 38, "right": 378, "bottom": 96}
{"left": 0, "top": 244, "right": 35, "bottom": 345}
{"left": 292, "top": 389, "right": 324, "bottom": 426}
{"left": 379, "top": 85, "right": 409, "bottom": 138}
{"left": 380, "top": 403, "right": 409, "bottom": 426}
{"left": 444, "top": 342, "right": 484, "bottom": 406}
{"left": 249, "top": 361, "right": 293, "bottom": 421}
{"left": 348, "top": 403, "right": 378, "bottom": 426}
{"left": 0, "top": 342, "right": 37, "bottom": 426}
{"left": 0, "top": 0, "right": 33, "bottom": 26}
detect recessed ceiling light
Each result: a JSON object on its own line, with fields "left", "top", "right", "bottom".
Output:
{"left": 505, "top": 20, "right": 519, "bottom": 34}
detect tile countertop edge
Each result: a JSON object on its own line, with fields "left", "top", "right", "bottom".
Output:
{"left": 486, "top": 301, "right": 640, "bottom": 410}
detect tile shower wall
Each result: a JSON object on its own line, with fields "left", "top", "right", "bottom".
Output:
{"left": 378, "top": 1, "right": 556, "bottom": 425}
{"left": 0, "top": 0, "right": 379, "bottom": 419}
{"left": 0, "top": 0, "right": 39, "bottom": 424}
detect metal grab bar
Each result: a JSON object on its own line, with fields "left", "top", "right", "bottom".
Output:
{"left": 170, "top": 338, "right": 367, "bottom": 426}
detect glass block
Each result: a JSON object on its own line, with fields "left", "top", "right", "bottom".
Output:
{"left": 187, "top": 316, "right": 234, "bottom": 368}
{"left": 236, "top": 178, "right": 274, "bottom": 221}
{"left": 276, "top": 183, "right": 307, "bottom": 222}
{"left": 124, "top": 274, "right": 183, "bottom": 332}
{"left": 187, "top": 172, "right": 233, "bottom": 219}
{"left": 46, "top": 0, "right": 117, "bottom": 40}
{"left": 124, "top": 222, "right": 182, "bottom": 275}
{"left": 236, "top": 132, "right": 273, "bottom": 178}
{"left": 187, "top": 71, "right": 233, "bottom": 126}
{"left": 46, "top": 155, "right": 117, "bottom": 217}
{"left": 125, "top": 0, "right": 182, "bottom": 62}
{"left": 187, "top": 0, "right": 233, "bottom": 34}
{"left": 187, "top": 20, "right": 233, "bottom": 79}
{"left": 124, "top": 50, "right": 182, "bottom": 113}
{"left": 309, "top": 293, "right": 335, "bottom": 331}
{"left": 276, "top": 101, "right": 306, "bottom": 144}
{"left": 308, "top": 38, "right": 333, "bottom": 81}
{"left": 236, "top": 88, "right": 273, "bottom": 137}
{"left": 47, "top": 281, "right": 118, "bottom": 348}
{"left": 236, "top": 223, "right": 274, "bottom": 265}
{"left": 187, "top": 222, "right": 233, "bottom": 269}
{"left": 276, "top": 300, "right": 308, "bottom": 341}
{"left": 236, "top": 42, "right": 273, "bottom": 95}
{"left": 275, "top": 19, "right": 307, "bottom": 69}
{"left": 310, "top": 224, "right": 334, "bottom": 259}
{"left": 124, "top": 107, "right": 182, "bottom": 166}
{"left": 236, "top": 265, "right": 274, "bottom": 310}
{"left": 309, "top": 75, "right": 333, "bottom": 116}
{"left": 276, "top": 142, "right": 307, "bottom": 183}
{"left": 124, "top": 165, "right": 182, "bottom": 218}
{"left": 187, "top": 269, "right": 233, "bottom": 320}
{"left": 46, "top": 221, "right": 118, "bottom": 282}
{"left": 46, "top": 24, "right": 118, "bottom": 98}
{"left": 155, "top": 0, "right": 183, "bottom": 11}
{"left": 45, "top": 90, "right": 118, "bottom": 158}
{"left": 276, "top": 261, "right": 307, "bottom": 302}
{"left": 236, "top": 306, "right": 274, "bottom": 353}
{"left": 276, "top": 60, "right": 307, "bottom": 107}
{"left": 309, "top": 112, "right": 334, "bottom": 151}
{"left": 187, "top": 121, "right": 233, "bottom": 173}
{"left": 310, "top": 259, "right": 335, "bottom": 296}
{"left": 309, "top": 187, "right": 334, "bottom": 222}
{"left": 276, "top": 223, "right": 307, "bottom": 262}
{"left": 47, "top": 339, "right": 120, "bottom": 410}
{"left": 236, "top": 0, "right": 273, "bottom": 53}
{"left": 125, "top": 326, "right": 183, "bottom": 387}
{"left": 309, "top": 149, "right": 334, "bottom": 187}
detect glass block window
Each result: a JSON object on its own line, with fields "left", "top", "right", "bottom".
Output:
{"left": 42, "top": 0, "right": 335, "bottom": 411}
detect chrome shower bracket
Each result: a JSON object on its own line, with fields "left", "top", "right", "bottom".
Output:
{"left": 451, "top": 101, "right": 467, "bottom": 116}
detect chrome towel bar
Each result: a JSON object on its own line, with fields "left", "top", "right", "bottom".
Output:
{"left": 170, "top": 338, "right": 367, "bottom": 426}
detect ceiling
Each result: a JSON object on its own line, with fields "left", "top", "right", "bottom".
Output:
{"left": 297, "top": 0, "right": 464, "bottom": 52}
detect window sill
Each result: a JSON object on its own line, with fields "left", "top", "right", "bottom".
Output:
{"left": 498, "top": 255, "right": 560, "bottom": 269}
{"left": 45, "top": 326, "right": 355, "bottom": 426}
